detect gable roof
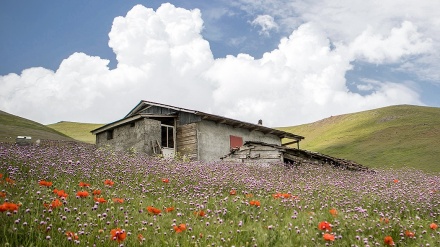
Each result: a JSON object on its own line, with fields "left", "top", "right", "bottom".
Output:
{"left": 92, "top": 100, "right": 304, "bottom": 142}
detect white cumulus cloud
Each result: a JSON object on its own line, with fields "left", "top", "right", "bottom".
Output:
{"left": 251, "top": 15, "right": 279, "bottom": 36}
{"left": 0, "top": 3, "right": 427, "bottom": 127}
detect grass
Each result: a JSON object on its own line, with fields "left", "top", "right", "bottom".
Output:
{"left": 0, "top": 142, "right": 439, "bottom": 246}
{"left": 279, "top": 105, "right": 440, "bottom": 173}
{"left": 0, "top": 110, "right": 75, "bottom": 143}
{"left": 47, "top": 121, "right": 104, "bottom": 144}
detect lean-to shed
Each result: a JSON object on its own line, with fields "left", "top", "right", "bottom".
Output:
{"left": 91, "top": 100, "right": 304, "bottom": 161}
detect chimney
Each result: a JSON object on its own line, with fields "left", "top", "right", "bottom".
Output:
{"left": 258, "top": 119, "right": 263, "bottom": 125}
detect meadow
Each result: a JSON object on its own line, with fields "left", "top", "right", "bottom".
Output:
{"left": 0, "top": 142, "right": 439, "bottom": 246}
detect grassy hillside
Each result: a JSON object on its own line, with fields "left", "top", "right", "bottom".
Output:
{"left": 279, "top": 105, "right": 440, "bottom": 172}
{"left": 0, "top": 110, "right": 76, "bottom": 143}
{"left": 47, "top": 121, "right": 104, "bottom": 144}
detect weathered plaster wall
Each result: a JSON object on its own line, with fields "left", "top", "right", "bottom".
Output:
{"left": 197, "top": 120, "right": 281, "bottom": 161}
{"left": 95, "top": 118, "right": 161, "bottom": 154}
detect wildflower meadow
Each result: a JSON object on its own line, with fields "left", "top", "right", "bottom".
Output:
{"left": 0, "top": 142, "right": 439, "bottom": 246}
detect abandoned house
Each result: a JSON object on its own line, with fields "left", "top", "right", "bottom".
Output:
{"left": 91, "top": 100, "right": 304, "bottom": 162}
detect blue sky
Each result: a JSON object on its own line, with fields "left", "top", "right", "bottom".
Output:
{"left": 1, "top": 0, "right": 439, "bottom": 126}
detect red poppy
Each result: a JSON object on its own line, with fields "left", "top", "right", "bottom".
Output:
{"left": 393, "top": 179, "right": 399, "bottom": 183}
{"left": 404, "top": 230, "right": 415, "bottom": 238}
{"left": 430, "top": 223, "right": 438, "bottom": 230}
{"left": 194, "top": 210, "right": 205, "bottom": 217}
{"left": 0, "top": 192, "right": 6, "bottom": 198}
{"left": 380, "top": 217, "right": 390, "bottom": 224}
{"left": 249, "top": 200, "right": 261, "bottom": 207}
{"left": 110, "top": 228, "right": 126, "bottom": 242}
{"left": 39, "top": 180, "right": 53, "bottom": 187}
{"left": 94, "top": 197, "right": 107, "bottom": 203}
{"left": 51, "top": 199, "right": 63, "bottom": 208}
{"left": 229, "top": 190, "right": 237, "bottom": 195}
{"left": 138, "top": 233, "right": 144, "bottom": 242}
{"left": 384, "top": 236, "right": 394, "bottom": 246}
{"left": 318, "top": 221, "right": 332, "bottom": 232}
{"left": 147, "top": 206, "right": 161, "bottom": 215}
{"left": 93, "top": 190, "right": 101, "bottom": 195}
{"left": 79, "top": 182, "right": 90, "bottom": 187}
{"left": 162, "top": 178, "right": 170, "bottom": 183}
{"left": 0, "top": 202, "right": 19, "bottom": 212}
{"left": 5, "top": 177, "right": 15, "bottom": 184}
{"left": 76, "top": 191, "right": 89, "bottom": 198}
{"left": 323, "top": 233, "right": 335, "bottom": 241}
{"left": 112, "top": 198, "right": 124, "bottom": 203}
{"left": 329, "top": 208, "right": 338, "bottom": 216}
{"left": 173, "top": 223, "right": 186, "bottom": 233}
{"left": 65, "top": 231, "right": 79, "bottom": 240}
{"left": 104, "top": 179, "right": 114, "bottom": 186}
{"left": 54, "top": 189, "right": 68, "bottom": 198}
{"left": 165, "top": 207, "right": 175, "bottom": 212}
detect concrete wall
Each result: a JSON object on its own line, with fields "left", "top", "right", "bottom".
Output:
{"left": 196, "top": 120, "right": 281, "bottom": 161}
{"left": 96, "top": 118, "right": 161, "bottom": 154}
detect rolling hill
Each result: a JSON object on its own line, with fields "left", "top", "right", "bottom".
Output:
{"left": 279, "top": 105, "right": 440, "bottom": 172}
{"left": 47, "top": 121, "right": 103, "bottom": 144}
{"left": 0, "top": 110, "right": 76, "bottom": 143}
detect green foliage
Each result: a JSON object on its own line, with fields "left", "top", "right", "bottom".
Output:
{"left": 279, "top": 105, "right": 440, "bottom": 172}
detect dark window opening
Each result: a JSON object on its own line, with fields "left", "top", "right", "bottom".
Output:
{"left": 130, "top": 122, "right": 135, "bottom": 127}
{"left": 230, "top": 135, "right": 243, "bottom": 149}
{"left": 107, "top": 129, "right": 114, "bottom": 140}
{"left": 161, "top": 125, "right": 174, "bottom": 148}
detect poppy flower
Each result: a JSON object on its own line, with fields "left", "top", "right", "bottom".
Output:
{"left": 318, "top": 221, "right": 332, "bottom": 232}
{"left": 430, "top": 223, "right": 438, "bottom": 230}
{"left": 384, "top": 236, "right": 394, "bottom": 246}
{"left": 229, "top": 190, "right": 237, "bottom": 195}
{"left": 51, "top": 199, "right": 63, "bottom": 208}
{"left": 54, "top": 189, "right": 68, "bottom": 198}
{"left": 162, "top": 178, "right": 170, "bottom": 183}
{"left": 165, "top": 207, "right": 175, "bottom": 212}
{"left": 93, "top": 190, "right": 101, "bottom": 195}
{"left": 110, "top": 228, "right": 126, "bottom": 242}
{"left": 76, "top": 191, "right": 89, "bottom": 198}
{"left": 5, "top": 177, "right": 15, "bottom": 184}
{"left": 323, "top": 233, "right": 335, "bottom": 241}
{"left": 173, "top": 223, "right": 186, "bottom": 233}
{"left": 79, "top": 182, "right": 90, "bottom": 187}
{"left": 380, "top": 217, "right": 390, "bottom": 224}
{"left": 138, "top": 233, "right": 144, "bottom": 242}
{"left": 393, "top": 179, "right": 399, "bottom": 183}
{"left": 245, "top": 193, "right": 253, "bottom": 198}
{"left": 39, "top": 180, "right": 53, "bottom": 187}
{"left": 329, "top": 208, "right": 338, "bottom": 216}
{"left": 104, "top": 179, "right": 114, "bottom": 186}
{"left": 249, "top": 200, "right": 261, "bottom": 207}
{"left": 0, "top": 192, "right": 6, "bottom": 198}
{"left": 65, "top": 231, "right": 79, "bottom": 240}
{"left": 0, "top": 202, "right": 19, "bottom": 212}
{"left": 147, "top": 206, "right": 161, "bottom": 215}
{"left": 404, "top": 230, "right": 415, "bottom": 238}
{"left": 194, "top": 210, "right": 205, "bottom": 217}
{"left": 112, "top": 198, "right": 124, "bottom": 203}
{"left": 94, "top": 197, "right": 107, "bottom": 203}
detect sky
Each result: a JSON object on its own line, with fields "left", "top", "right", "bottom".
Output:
{"left": 1, "top": 0, "right": 439, "bottom": 127}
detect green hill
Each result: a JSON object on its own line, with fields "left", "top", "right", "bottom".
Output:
{"left": 279, "top": 105, "right": 440, "bottom": 172}
{"left": 47, "top": 121, "right": 103, "bottom": 144}
{"left": 0, "top": 110, "right": 76, "bottom": 143}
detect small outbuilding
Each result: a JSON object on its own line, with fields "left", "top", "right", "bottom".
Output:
{"left": 91, "top": 100, "right": 304, "bottom": 161}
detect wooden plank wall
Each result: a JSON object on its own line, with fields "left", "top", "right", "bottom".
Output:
{"left": 222, "top": 144, "right": 283, "bottom": 163}
{"left": 176, "top": 123, "right": 198, "bottom": 160}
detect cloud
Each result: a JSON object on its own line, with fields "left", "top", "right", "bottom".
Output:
{"left": 0, "top": 3, "right": 426, "bottom": 127}
{"left": 251, "top": 15, "right": 279, "bottom": 36}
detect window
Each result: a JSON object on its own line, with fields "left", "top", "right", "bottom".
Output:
{"left": 230, "top": 135, "right": 243, "bottom": 149}
{"left": 107, "top": 129, "right": 114, "bottom": 140}
{"left": 161, "top": 125, "right": 174, "bottom": 148}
